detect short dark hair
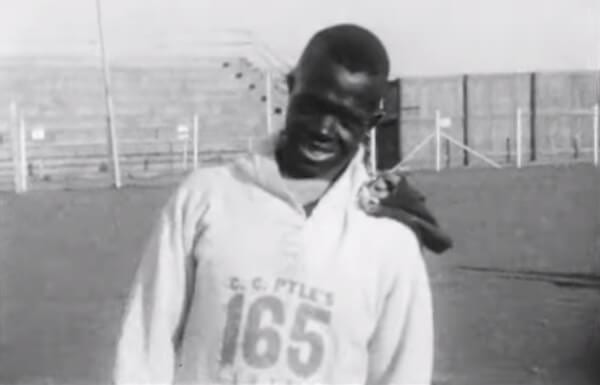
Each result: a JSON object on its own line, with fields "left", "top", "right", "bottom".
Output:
{"left": 298, "top": 24, "right": 390, "bottom": 79}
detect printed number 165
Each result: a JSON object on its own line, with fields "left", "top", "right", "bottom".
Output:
{"left": 220, "top": 294, "right": 331, "bottom": 378}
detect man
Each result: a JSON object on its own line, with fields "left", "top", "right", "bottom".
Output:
{"left": 115, "top": 24, "right": 434, "bottom": 385}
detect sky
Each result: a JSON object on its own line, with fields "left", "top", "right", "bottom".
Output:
{"left": 0, "top": 0, "right": 598, "bottom": 76}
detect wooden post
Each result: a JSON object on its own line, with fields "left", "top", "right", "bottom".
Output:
{"left": 182, "top": 139, "right": 189, "bottom": 170}
{"left": 397, "top": 78, "right": 404, "bottom": 161}
{"left": 435, "top": 110, "right": 442, "bottom": 172}
{"left": 529, "top": 72, "right": 537, "bottom": 162}
{"left": 571, "top": 134, "right": 580, "bottom": 159}
{"left": 192, "top": 114, "right": 199, "bottom": 169}
{"left": 369, "top": 128, "right": 377, "bottom": 174}
{"left": 177, "top": 124, "right": 190, "bottom": 170}
{"left": 368, "top": 98, "right": 385, "bottom": 174}
{"left": 462, "top": 74, "right": 470, "bottom": 166}
{"left": 15, "top": 112, "right": 28, "bottom": 192}
{"left": 445, "top": 137, "right": 451, "bottom": 168}
{"left": 593, "top": 104, "right": 598, "bottom": 166}
{"left": 516, "top": 107, "right": 523, "bottom": 168}
{"left": 10, "top": 103, "right": 27, "bottom": 193}
{"left": 18, "top": 114, "right": 27, "bottom": 192}
{"left": 9, "top": 103, "right": 19, "bottom": 192}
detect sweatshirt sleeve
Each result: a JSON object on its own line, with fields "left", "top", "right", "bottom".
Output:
{"left": 366, "top": 236, "right": 434, "bottom": 385}
{"left": 113, "top": 179, "right": 210, "bottom": 385}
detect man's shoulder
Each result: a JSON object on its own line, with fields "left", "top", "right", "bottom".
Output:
{"left": 168, "top": 161, "right": 239, "bottom": 205}
{"left": 184, "top": 163, "right": 232, "bottom": 185}
{"left": 354, "top": 209, "right": 423, "bottom": 266}
{"left": 177, "top": 163, "right": 226, "bottom": 191}
{"left": 174, "top": 152, "right": 259, "bottom": 200}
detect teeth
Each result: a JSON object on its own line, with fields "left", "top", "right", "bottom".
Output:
{"left": 309, "top": 140, "right": 333, "bottom": 151}
{"left": 299, "top": 144, "right": 334, "bottom": 161}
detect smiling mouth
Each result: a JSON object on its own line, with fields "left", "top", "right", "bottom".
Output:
{"left": 298, "top": 136, "right": 338, "bottom": 162}
{"left": 299, "top": 145, "right": 335, "bottom": 162}
{"left": 308, "top": 139, "right": 335, "bottom": 152}
{"left": 305, "top": 130, "right": 337, "bottom": 150}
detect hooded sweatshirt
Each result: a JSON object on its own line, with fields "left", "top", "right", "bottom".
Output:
{"left": 114, "top": 138, "right": 433, "bottom": 385}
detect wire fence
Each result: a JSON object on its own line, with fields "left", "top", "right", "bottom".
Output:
{"left": 2, "top": 102, "right": 599, "bottom": 193}
{"left": 395, "top": 106, "right": 599, "bottom": 171}
{"left": 0, "top": 30, "right": 291, "bottom": 192}
{"left": 0, "top": 53, "right": 598, "bottom": 193}
{"left": 0, "top": 104, "right": 277, "bottom": 192}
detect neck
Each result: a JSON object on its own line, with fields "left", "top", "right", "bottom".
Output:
{"left": 273, "top": 134, "right": 359, "bottom": 208}
{"left": 276, "top": 153, "right": 348, "bottom": 209}
{"left": 279, "top": 161, "right": 341, "bottom": 207}
{"left": 281, "top": 176, "right": 330, "bottom": 207}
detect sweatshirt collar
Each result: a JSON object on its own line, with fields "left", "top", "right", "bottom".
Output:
{"left": 237, "top": 134, "right": 369, "bottom": 214}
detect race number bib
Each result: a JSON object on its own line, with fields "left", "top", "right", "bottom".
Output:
{"left": 217, "top": 276, "right": 335, "bottom": 384}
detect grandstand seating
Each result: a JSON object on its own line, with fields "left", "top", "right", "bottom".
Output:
{"left": 0, "top": 55, "right": 288, "bottom": 189}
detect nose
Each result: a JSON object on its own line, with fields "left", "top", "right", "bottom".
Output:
{"left": 317, "top": 115, "right": 338, "bottom": 136}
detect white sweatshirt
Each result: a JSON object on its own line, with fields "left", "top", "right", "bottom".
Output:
{"left": 114, "top": 139, "right": 433, "bottom": 385}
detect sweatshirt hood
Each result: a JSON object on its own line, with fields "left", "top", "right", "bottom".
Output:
{"left": 232, "top": 134, "right": 371, "bottom": 213}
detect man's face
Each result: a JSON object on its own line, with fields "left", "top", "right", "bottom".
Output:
{"left": 279, "top": 60, "right": 384, "bottom": 178}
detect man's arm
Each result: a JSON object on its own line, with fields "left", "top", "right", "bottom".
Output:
{"left": 366, "top": 240, "right": 434, "bottom": 385}
{"left": 114, "top": 184, "right": 207, "bottom": 385}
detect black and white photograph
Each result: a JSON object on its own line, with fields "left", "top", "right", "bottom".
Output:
{"left": 0, "top": 0, "right": 598, "bottom": 384}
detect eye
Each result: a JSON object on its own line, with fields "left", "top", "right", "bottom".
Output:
{"left": 330, "top": 105, "right": 369, "bottom": 130}
{"left": 291, "top": 94, "right": 368, "bottom": 132}
{"left": 338, "top": 112, "right": 367, "bottom": 133}
{"left": 292, "top": 95, "right": 321, "bottom": 116}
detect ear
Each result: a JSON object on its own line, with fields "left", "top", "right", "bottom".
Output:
{"left": 369, "top": 110, "right": 386, "bottom": 128}
{"left": 286, "top": 71, "right": 296, "bottom": 93}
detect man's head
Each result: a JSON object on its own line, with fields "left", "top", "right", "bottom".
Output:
{"left": 276, "top": 24, "right": 390, "bottom": 179}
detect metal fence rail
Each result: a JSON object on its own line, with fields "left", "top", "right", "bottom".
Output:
{"left": 394, "top": 105, "right": 599, "bottom": 171}
{"left": 2, "top": 104, "right": 598, "bottom": 193}
{"left": 0, "top": 106, "right": 271, "bottom": 192}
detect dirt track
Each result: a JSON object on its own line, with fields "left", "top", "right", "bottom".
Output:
{"left": 0, "top": 164, "right": 598, "bottom": 385}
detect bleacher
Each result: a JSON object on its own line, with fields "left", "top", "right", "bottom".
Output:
{"left": 0, "top": 55, "right": 288, "bottom": 190}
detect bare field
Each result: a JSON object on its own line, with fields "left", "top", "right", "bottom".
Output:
{"left": 0, "top": 163, "right": 598, "bottom": 385}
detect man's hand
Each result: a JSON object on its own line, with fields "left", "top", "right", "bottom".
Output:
{"left": 360, "top": 167, "right": 453, "bottom": 254}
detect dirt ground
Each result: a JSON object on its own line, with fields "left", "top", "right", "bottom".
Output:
{"left": 0, "top": 163, "right": 598, "bottom": 385}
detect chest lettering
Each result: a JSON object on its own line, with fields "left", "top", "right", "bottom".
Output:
{"left": 218, "top": 275, "right": 335, "bottom": 383}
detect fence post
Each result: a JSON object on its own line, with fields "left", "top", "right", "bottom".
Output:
{"left": 435, "top": 110, "right": 441, "bottom": 172}
{"left": 462, "top": 74, "right": 470, "bottom": 166}
{"left": 572, "top": 134, "right": 580, "bottom": 159}
{"left": 529, "top": 72, "right": 537, "bottom": 162}
{"left": 19, "top": 114, "right": 27, "bottom": 192}
{"left": 265, "top": 71, "right": 273, "bottom": 135}
{"left": 9, "top": 103, "right": 18, "bottom": 192}
{"left": 516, "top": 107, "right": 523, "bottom": 168}
{"left": 445, "top": 137, "right": 451, "bottom": 168}
{"left": 182, "top": 139, "right": 189, "bottom": 170}
{"left": 369, "top": 128, "right": 377, "bottom": 174}
{"left": 397, "top": 78, "right": 404, "bottom": 161}
{"left": 192, "top": 114, "right": 199, "bottom": 169}
{"left": 593, "top": 104, "right": 599, "bottom": 166}
{"left": 177, "top": 124, "right": 189, "bottom": 170}
{"left": 11, "top": 108, "right": 28, "bottom": 193}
